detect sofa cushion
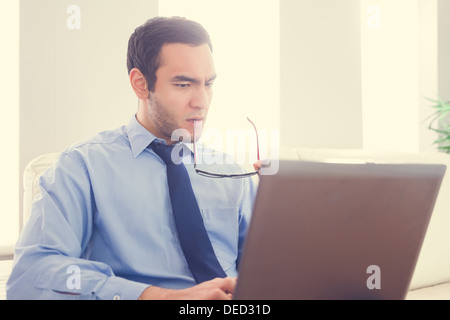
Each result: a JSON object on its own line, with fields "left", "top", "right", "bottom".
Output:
{"left": 22, "top": 152, "right": 60, "bottom": 224}
{"left": 406, "top": 282, "right": 450, "bottom": 300}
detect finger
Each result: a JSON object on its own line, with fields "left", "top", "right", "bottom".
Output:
{"left": 219, "top": 277, "right": 237, "bottom": 294}
{"left": 254, "top": 159, "right": 271, "bottom": 172}
{"left": 253, "top": 160, "right": 261, "bottom": 171}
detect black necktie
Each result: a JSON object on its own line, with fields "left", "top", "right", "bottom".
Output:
{"left": 149, "top": 141, "right": 227, "bottom": 283}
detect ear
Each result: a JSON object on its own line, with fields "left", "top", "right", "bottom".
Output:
{"left": 129, "top": 68, "right": 149, "bottom": 100}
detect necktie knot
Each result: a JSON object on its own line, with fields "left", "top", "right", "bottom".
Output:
{"left": 150, "top": 141, "right": 192, "bottom": 165}
{"left": 150, "top": 141, "right": 174, "bottom": 164}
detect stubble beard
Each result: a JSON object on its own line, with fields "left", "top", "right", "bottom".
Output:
{"left": 147, "top": 94, "right": 185, "bottom": 143}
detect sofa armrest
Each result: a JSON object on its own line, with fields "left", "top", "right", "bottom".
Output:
{"left": 22, "top": 152, "right": 60, "bottom": 225}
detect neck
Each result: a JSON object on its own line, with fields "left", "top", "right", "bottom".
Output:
{"left": 136, "top": 99, "right": 176, "bottom": 145}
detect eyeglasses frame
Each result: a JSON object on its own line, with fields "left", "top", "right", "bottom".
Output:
{"left": 193, "top": 117, "right": 260, "bottom": 179}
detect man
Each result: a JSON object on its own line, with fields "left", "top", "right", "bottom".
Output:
{"left": 7, "top": 17, "right": 258, "bottom": 300}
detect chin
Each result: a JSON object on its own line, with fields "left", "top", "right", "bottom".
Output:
{"left": 169, "top": 126, "right": 194, "bottom": 144}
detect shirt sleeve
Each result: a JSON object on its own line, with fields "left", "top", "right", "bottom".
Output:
{"left": 7, "top": 152, "right": 149, "bottom": 300}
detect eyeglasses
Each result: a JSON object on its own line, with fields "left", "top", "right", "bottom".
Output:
{"left": 193, "top": 117, "right": 260, "bottom": 178}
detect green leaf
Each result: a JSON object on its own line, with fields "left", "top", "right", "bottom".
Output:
{"left": 425, "top": 96, "right": 450, "bottom": 153}
{"left": 429, "top": 127, "right": 449, "bottom": 135}
{"left": 437, "top": 146, "right": 450, "bottom": 153}
{"left": 433, "top": 137, "right": 450, "bottom": 144}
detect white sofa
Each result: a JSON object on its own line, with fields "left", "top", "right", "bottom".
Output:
{"left": 20, "top": 148, "right": 450, "bottom": 299}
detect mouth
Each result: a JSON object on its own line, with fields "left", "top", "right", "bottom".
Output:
{"left": 186, "top": 117, "right": 204, "bottom": 126}
{"left": 186, "top": 117, "right": 204, "bottom": 122}
{"left": 188, "top": 119, "right": 203, "bottom": 142}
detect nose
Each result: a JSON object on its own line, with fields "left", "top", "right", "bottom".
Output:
{"left": 190, "top": 85, "right": 212, "bottom": 110}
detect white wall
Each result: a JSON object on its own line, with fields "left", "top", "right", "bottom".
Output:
{"left": 280, "top": 0, "right": 446, "bottom": 153}
{"left": 361, "top": 0, "right": 438, "bottom": 153}
{"left": 419, "top": 0, "right": 439, "bottom": 152}
{"left": 20, "top": 0, "right": 159, "bottom": 161}
{"left": 19, "top": 0, "right": 159, "bottom": 228}
{"left": 280, "top": 0, "right": 363, "bottom": 149}
{"left": 361, "top": 0, "right": 422, "bottom": 152}
{"left": 0, "top": 0, "right": 20, "bottom": 248}
{"left": 438, "top": 0, "right": 450, "bottom": 101}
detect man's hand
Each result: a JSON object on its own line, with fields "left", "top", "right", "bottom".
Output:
{"left": 253, "top": 159, "right": 271, "bottom": 173}
{"left": 138, "top": 277, "right": 237, "bottom": 300}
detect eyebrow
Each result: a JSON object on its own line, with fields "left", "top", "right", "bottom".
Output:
{"left": 171, "top": 74, "right": 217, "bottom": 84}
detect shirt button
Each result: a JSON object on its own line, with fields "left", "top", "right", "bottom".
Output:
{"left": 113, "top": 295, "right": 121, "bottom": 300}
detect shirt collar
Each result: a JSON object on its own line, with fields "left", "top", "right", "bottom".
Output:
{"left": 126, "top": 115, "right": 194, "bottom": 158}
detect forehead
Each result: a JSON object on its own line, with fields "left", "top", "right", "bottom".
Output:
{"left": 157, "top": 43, "right": 215, "bottom": 78}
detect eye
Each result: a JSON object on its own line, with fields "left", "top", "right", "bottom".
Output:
{"left": 175, "top": 83, "right": 191, "bottom": 88}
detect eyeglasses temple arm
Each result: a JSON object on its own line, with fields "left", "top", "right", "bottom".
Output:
{"left": 247, "top": 117, "right": 260, "bottom": 161}
{"left": 193, "top": 120, "right": 201, "bottom": 167}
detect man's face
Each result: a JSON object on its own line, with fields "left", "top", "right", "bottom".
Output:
{"left": 146, "top": 43, "right": 216, "bottom": 145}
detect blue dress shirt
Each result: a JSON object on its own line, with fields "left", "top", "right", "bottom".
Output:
{"left": 7, "top": 115, "right": 257, "bottom": 300}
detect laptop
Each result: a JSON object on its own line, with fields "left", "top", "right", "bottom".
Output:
{"left": 234, "top": 160, "right": 446, "bottom": 300}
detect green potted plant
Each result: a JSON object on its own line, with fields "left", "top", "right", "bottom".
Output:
{"left": 427, "top": 98, "right": 450, "bottom": 153}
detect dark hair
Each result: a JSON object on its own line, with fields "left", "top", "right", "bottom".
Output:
{"left": 127, "top": 16, "right": 213, "bottom": 92}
